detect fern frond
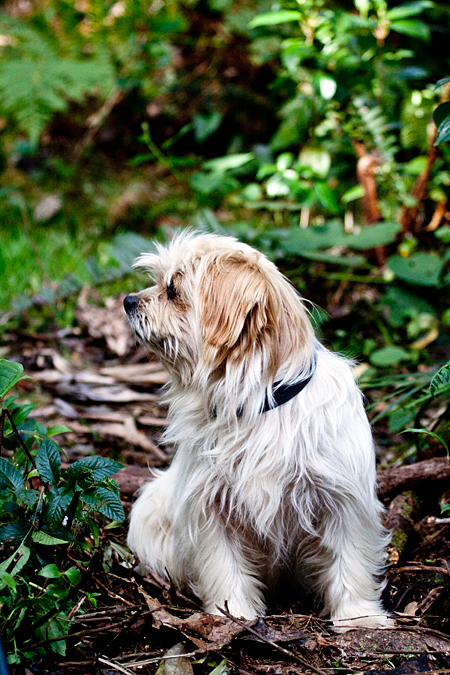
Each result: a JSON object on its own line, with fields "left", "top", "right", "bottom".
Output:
{"left": 0, "top": 14, "right": 115, "bottom": 145}
{"left": 352, "top": 96, "right": 398, "bottom": 161}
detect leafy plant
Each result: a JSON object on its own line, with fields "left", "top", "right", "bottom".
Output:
{"left": 362, "top": 359, "right": 450, "bottom": 449}
{"left": 0, "top": 359, "right": 125, "bottom": 665}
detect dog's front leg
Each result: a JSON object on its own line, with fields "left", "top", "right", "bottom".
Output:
{"left": 188, "top": 513, "right": 266, "bottom": 620}
{"left": 127, "top": 470, "right": 184, "bottom": 584}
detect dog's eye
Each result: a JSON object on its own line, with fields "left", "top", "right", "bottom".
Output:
{"left": 166, "top": 279, "right": 178, "bottom": 300}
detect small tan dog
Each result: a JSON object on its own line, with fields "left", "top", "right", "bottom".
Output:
{"left": 124, "top": 232, "right": 392, "bottom": 629}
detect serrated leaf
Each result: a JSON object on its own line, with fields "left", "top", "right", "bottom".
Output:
{"left": 248, "top": 10, "right": 301, "bottom": 28}
{"left": 32, "top": 531, "right": 68, "bottom": 546}
{"left": 0, "top": 521, "right": 30, "bottom": 543}
{"left": 430, "top": 361, "right": 450, "bottom": 397}
{"left": 0, "top": 541, "right": 30, "bottom": 576}
{"left": 15, "top": 488, "right": 40, "bottom": 509}
{"left": 0, "top": 359, "right": 24, "bottom": 398}
{"left": 81, "top": 487, "right": 125, "bottom": 522}
{"left": 46, "top": 489, "right": 72, "bottom": 527}
{"left": 66, "top": 456, "right": 124, "bottom": 482}
{"left": 35, "top": 438, "right": 61, "bottom": 485}
{"left": 0, "top": 457, "right": 23, "bottom": 489}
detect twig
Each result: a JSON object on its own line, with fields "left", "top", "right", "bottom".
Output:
{"left": 120, "top": 651, "right": 197, "bottom": 668}
{"left": 74, "top": 604, "right": 142, "bottom": 622}
{"left": 91, "top": 574, "right": 137, "bottom": 606}
{"left": 391, "top": 565, "right": 450, "bottom": 576}
{"left": 98, "top": 655, "right": 135, "bottom": 675}
{"left": 217, "top": 606, "right": 328, "bottom": 675}
{"left": 73, "top": 89, "right": 125, "bottom": 159}
{"left": 4, "top": 408, "right": 37, "bottom": 469}
{"left": 29, "top": 616, "right": 138, "bottom": 648}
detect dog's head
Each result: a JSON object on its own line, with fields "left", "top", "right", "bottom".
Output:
{"left": 124, "top": 233, "right": 313, "bottom": 385}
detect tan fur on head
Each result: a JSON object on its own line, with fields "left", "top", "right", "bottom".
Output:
{"left": 199, "top": 250, "right": 280, "bottom": 370}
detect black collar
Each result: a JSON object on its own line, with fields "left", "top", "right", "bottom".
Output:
{"left": 260, "top": 368, "right": 315, "bottom": 413}
{"left": 211, "top": 356, "right": 317, "bottom": 419}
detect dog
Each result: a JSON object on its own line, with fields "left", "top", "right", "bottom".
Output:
{"left": 123, "top": 231, "right": 392, "bottom": 629}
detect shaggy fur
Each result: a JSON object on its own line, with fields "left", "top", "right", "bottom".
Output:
{"left": 124, "top": 232, "right": 392, "bottom": 629}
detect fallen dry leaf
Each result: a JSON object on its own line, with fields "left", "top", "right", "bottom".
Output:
{"left": 100, "top": 362, "right": 169, "bottom": 385}
{"left": 140, "top": 590, "right": 245, "bottom": 652}
{"left": 76, "top": 289, "right": 134, "bottom": 356}
{"left": 93, "top": 415, "right": 167, "bottom": 461}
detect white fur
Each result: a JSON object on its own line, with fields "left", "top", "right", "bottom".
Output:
{"left": 124, "top": 232, "right": 392, "bottom": 629}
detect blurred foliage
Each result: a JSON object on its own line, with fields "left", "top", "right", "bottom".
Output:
{"left": 0, "top": 0, "right": 449, "bottom": 456}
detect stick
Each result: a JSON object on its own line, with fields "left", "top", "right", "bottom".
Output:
{"left": 217, "top": 606, "right": 327, "bottom": 675}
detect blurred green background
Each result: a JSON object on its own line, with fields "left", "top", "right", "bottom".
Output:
{"left": 0, "top": 0, "right": 450, "bottom": 371}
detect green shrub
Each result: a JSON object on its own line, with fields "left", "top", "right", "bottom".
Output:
{"left": 0, "top": 359, "right": 125, "bottom": 665}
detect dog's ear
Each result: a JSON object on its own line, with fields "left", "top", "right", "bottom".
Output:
{"left": 199, "top": 251, "right": 280, "bottom": 365}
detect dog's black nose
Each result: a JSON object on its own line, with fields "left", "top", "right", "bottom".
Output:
{"left": 124, "top": 295, "right": 138, "bottom": 314}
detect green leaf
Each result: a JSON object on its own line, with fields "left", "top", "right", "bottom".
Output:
{"left": 430, "top": 361, "right": 450, "bottom": 397}
{"left": 341, "top": 184, "right": 365, "bottom": 204}
{"left": 312, "top": 182, "right": 340, "bottom": 213}
{"left": 64, "top": 567, "right": 82, "bottom": 586}
{"left": 32, "top": 531, "right": 68, "bottom": 546}
{"left": 387, "top": 253, "right": 444, "bottom": 286}
{"left": 404, "top": 428, "right": 449, "bottom": 455}
{"left": 248, "top": 11, "right": 301, "bottom": 28}
{"left": 435, "top": 116, "right": 450, "bottom": 145}
{"left": 0, "top": 521, "right": 30, "bottom": 543}
{"left": 283, "top": 220, "right": 346, "bottom": 253}
{"left": 203, "top": 153, "right": 254, "bottom": 173}
{"left": 0, "top": 541, "right": 30, "bottom": 576}
{"left": 15, "top": 488, "right": 40, "bottom": 509}
{"left": 46, "top": 424, "right": 72, "bottom": 437}
{"left": 370, "top": 346, "right": 412, "bottom": 367}
{"left": 296, "top": 250, "right": 367, "bottom": 266}
{"left": 81, "top": 487, "right": 125, "bottom": 522}
{"left": 10, "top": 403, "right": 37, "bottom": 427}
{"left": 0, "top": 457, "right": 23, "bottom": 489}
{"left": 35, "top": 438, "right": 61, "bottom": 485}
{"left": 65, "top": 456, "right": 124, "bottom": 482}
{"left": 193, "top": 111, "right": 223, "bottom": 142}
{"left": 389, "top": 19, "right": 430, "bottom": 40}
{"left": 38, "top": 563, "right": 62, "bottom": 579}
{"left": 345, "top": 222, "right": 401, "bottom": 250}
{"left": 46, "top": 489, "right": 72, "bottom": 527}
{"left": 386, "top": 1, "right": 434, "bottom": 20}
{"left": 0, "top": 570, "right": 17, "bottom": 592}
{"left": 433, "top": 101, "right": 450, "bottom": 129}
{"left": 0, "top": 359, "right": 24, "bottom": 399}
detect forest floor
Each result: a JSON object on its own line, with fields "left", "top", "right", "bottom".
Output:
{"left": 3, "top": 289, "right": 450, "bottom": 675}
